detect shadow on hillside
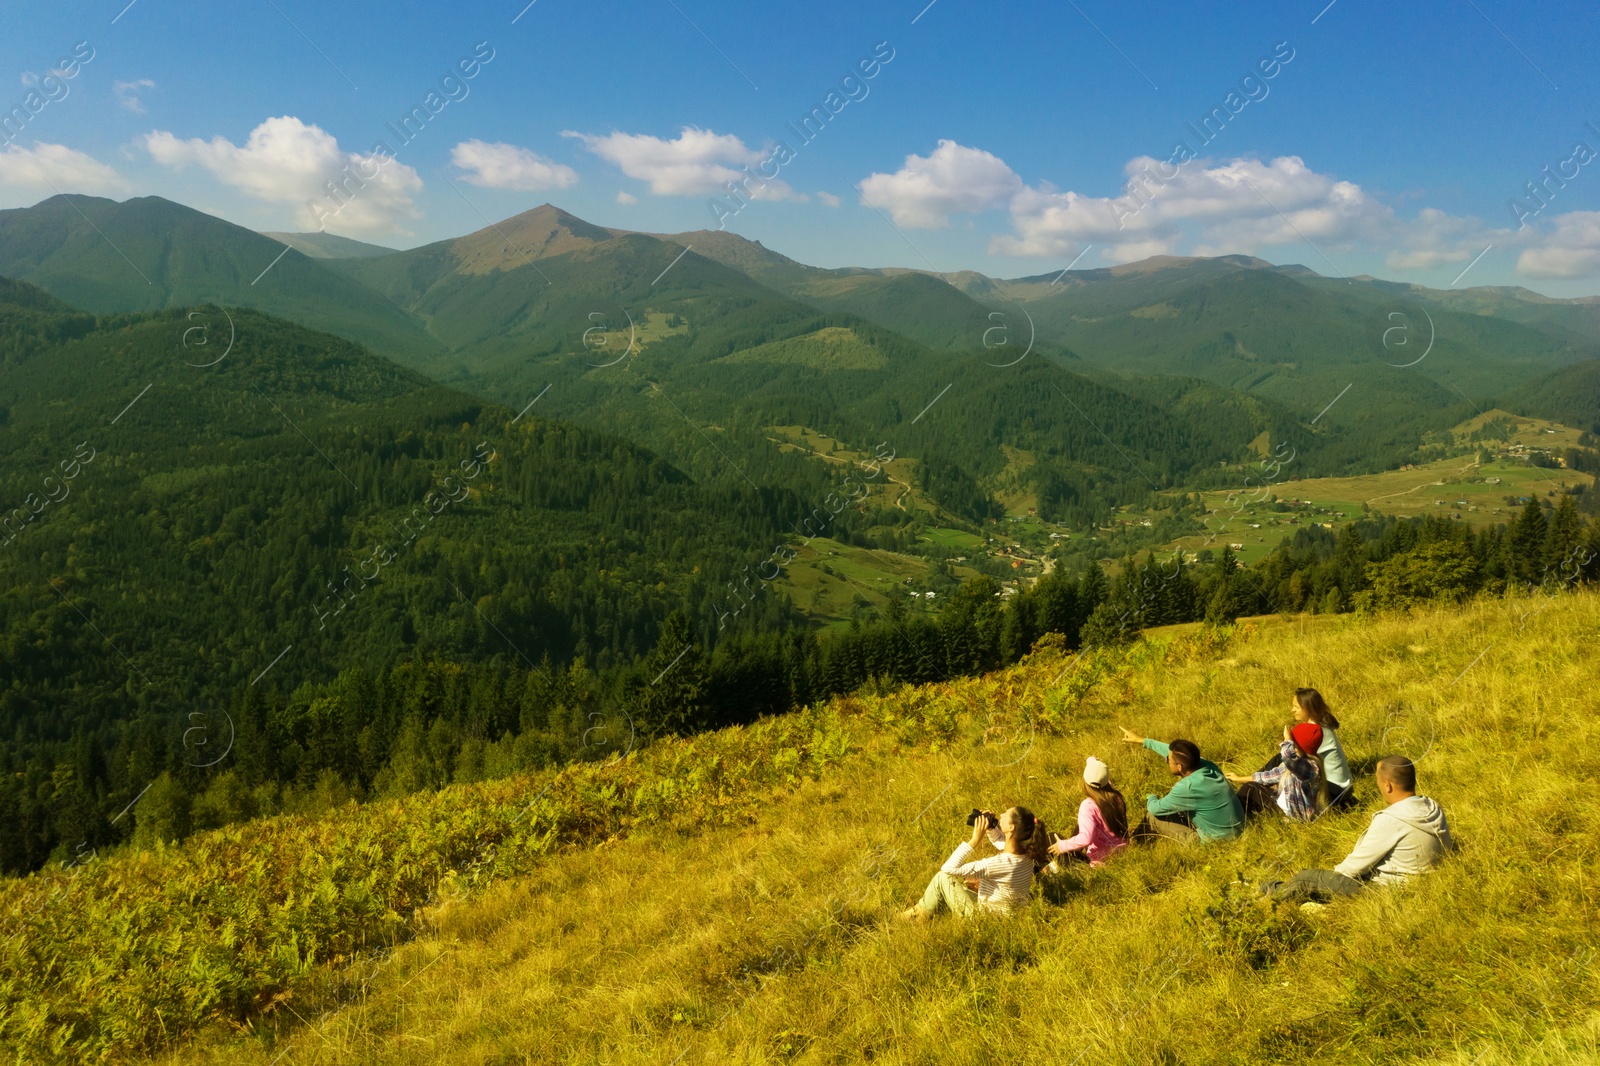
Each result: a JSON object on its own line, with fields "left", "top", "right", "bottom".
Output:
{"left": 1039, "top": 870, "right": 1087, "bottom": 907}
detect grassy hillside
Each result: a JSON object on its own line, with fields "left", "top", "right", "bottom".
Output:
{"left": 649, "top": 227, "right": 816, "bottom": 292}
{"left": 8, "top": 587, "right": 1598, "bottom": 1063}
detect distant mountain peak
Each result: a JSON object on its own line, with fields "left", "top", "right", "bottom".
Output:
{"left": 451, "top": 204, "right": 617, "bottom": 273}
{"left": 1103, "top": 253, "right": 1279, "bottom": 275}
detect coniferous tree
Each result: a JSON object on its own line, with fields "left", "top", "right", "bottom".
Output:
{"left": 1542, "top": 495, "right": 1584, "bottom": 586}
{"left": 1511, "top": 499, "right": 1549, "bottom": 584}
{"left": 627, "top": 613, "right": 708, "bottom": 739}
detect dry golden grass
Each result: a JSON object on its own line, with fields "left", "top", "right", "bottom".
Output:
{"left": 158, "top": 589, "right": 1600, "bottom": 1065}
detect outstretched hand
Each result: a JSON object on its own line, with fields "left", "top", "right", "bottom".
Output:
{"left": 1119, "top": 726, "right": 1144, "bottom": 745}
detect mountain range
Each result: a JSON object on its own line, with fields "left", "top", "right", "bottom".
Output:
{"left": 5, "top": 195, "right": 1594, "bottom": 440}
{"left": 3, "top": 193, "right": 1598, "bottom": 526}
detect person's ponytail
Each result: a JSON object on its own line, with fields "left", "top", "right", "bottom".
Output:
{"left": 1310, "top": 750, "right": 1329, "bottom": 810}
{"left": 1014, "top": 806, "right": 1051, "bottom": 868}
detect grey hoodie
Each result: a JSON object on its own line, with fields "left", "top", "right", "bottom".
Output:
{"left": 1335, "top": 795, "right": 1454, "bottom": 885}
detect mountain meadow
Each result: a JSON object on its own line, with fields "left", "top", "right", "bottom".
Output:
{"left": 4, "top": 584, "right": 1597, "bottom": 1064}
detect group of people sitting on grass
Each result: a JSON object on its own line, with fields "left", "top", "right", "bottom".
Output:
{"left": 901, "top": 687, "right": 1456, "bottom": 921}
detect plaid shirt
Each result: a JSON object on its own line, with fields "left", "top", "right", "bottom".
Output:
{"left": 1253, "top": 739, "right": 1321, "bottom": 822}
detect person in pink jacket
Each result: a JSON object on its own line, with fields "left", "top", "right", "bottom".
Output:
{"left": 1049, "top": 756, "right": 1129, "bottom": 867}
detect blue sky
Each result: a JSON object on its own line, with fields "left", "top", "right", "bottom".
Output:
{"left": 4, "top": 0, "right": 1600, "bottom": 294}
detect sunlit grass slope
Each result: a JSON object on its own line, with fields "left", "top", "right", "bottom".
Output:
{"left": 147, "top": 588, "right": 1600, "bottom": 1066}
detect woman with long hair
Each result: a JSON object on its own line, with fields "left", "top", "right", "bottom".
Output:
{"left": 1230, "top": 722, "right": 1326, "bottom": 822}
{"left": 900, "top": 806, "right": 1049, "bottom": 920}
{"left": 1049, "top": 756, "right": 1129, "bottom": 866}
{"left": 1257, "top": 687, "right": 1356, "bottom": 809}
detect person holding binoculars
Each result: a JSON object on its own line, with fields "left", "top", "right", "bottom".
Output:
{"left": 900, "top": 805, "right": 1051, "bottom": 921}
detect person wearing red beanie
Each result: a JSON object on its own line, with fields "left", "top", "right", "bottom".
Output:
{"left": 1228, "top": 722, "right": 1327, "bottom": 822}
{"left": 1263, "top": 688, "right": 1357, "bottom": 810}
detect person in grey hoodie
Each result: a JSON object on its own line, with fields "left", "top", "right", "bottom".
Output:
{"left": 1259, "top": 755, "right": 1453, "bottom": 903}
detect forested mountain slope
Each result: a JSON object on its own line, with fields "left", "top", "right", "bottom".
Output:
{"left": 0, "top": 280, "right": 817, "bottom": 872}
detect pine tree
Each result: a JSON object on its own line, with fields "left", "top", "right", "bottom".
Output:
{"left": 1031, "top": 571, "right": 1080, "bottom": 639}
{"left": 628, "top": 613, "right": 708, "bottom": 739}
{"left": 1077, "top": 562, "right": 1109, "bottom": 618}
{"left": 1542, "top": 495, "right": 1584, "bottom": 587}
{"left": 1511, "top": 499, "right": 1549, "bottom": 585}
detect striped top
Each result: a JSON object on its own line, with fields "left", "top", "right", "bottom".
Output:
{"left": 941, "top": 841, "right": 1034, "bottom": 912}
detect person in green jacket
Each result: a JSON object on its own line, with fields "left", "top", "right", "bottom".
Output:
{"left": 1119, "top": 727, "right": 1245, "bottom": 843}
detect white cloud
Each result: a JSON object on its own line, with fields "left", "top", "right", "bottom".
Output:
{"left": 451, "top": 139, "right": 577, "bottom": 192}
{"left": 854, "top": 140, "right": 1562, "bottom": 277}
{"left": 994, "top": 154, "right": 1396, "bottom": 259}
{"left": 0, "top": 143, "right": 129, "bottom": 203}
{"left": 1105, "top": 239, "right": 1176, "bottom": 261}
{"left": 816, "top": 191, "right": 841, "bottom": 208}
{"left": 114, "top": 79, "right": 155, "bottom": 114}
{"left": 1386, "top": 224, "right": 1473, "bottom": 269}
{"left": 563, "top": 126, "right": 803, "bottom": 201}
{"left": 141, "top": 116, "right": 423, "bottom": 237}
{"left": 1386, "top": 248, "right": 1470, "bottom": 270}
{"left": 857, "top": 139, "right": 1022, "bottom": 228}
{"left": 615, "top": 190, "right": 638, "bottom": 204}
{"left": 994, "top": 186, "right": 1130, "bottom": 255}
{"left": 1517, "top": 211, "right": 1600, "bottom": 278}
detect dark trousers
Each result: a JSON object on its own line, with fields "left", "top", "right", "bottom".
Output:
{"left": 1132, "top": 811, "right": 1198, "bottom": 844}
{"left": 1256, "top": 753, "right": 1358, "bottom": 810}
{"left": 1236, "top": 781, "right": 1278, "bottom": 814}
{"left": 1262, "top": 869, "right": 1363, "bottom": 903}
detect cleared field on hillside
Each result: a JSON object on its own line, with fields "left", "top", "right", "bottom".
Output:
{"left": 155, "top": 590, "right": 1600, "bottom": 1066}
{"left": 919, "top": 526, "right": 984, "bottom": 550}
{"left": 1147, "top": 410, "right": 1594, "bottom": 565}
{"left": 1275, "top": 456, "right": 1580, "bottom": 524}
{"left": 1158, "top": 459, "right": 1589, "bottom": 566}
{"left": 719, "top": 328, "right": 888, "bottom": 371}
{"left": 775, "top": 536, "right": 954, "bottom": 628}
{"left": 765, "top": 425, "right": 928, "bottom": 517}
